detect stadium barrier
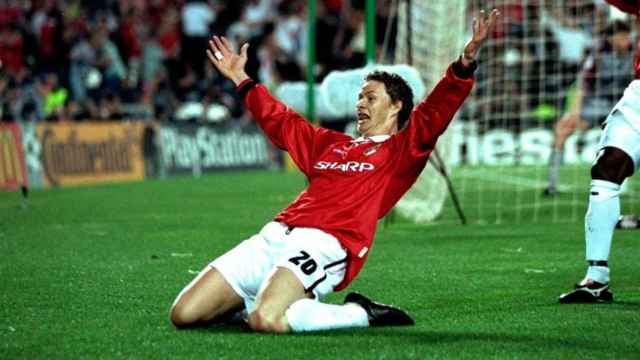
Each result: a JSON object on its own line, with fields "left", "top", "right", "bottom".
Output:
{"left": 447, "top": 122, "right": 601, "bottom": 166}
{"left": 20, "top": 122, "right": 146, "bottom": 188}
{"left": 18, "top": 121, "right": 274, "bottom": 188}
{"left": 158, "top": 123, "right": 272, "bottom": 176}
{"left": 0, "top": 123, "right": 28, "bottom": 191}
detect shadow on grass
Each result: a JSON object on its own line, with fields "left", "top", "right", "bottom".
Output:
{"left": 176, "top": 325, "right": 612, "bottom": 351}
{"left": 607, "top": 300, "right": 640, "bottom": 308}
{"left": 540, "top": 300, "right": 640, "bottom": 308}
{"left": 299, "top": 329, "right": 603, "bottom": 349}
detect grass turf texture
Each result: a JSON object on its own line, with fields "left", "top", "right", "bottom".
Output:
{"left": 1, "top": 167, "right": 639, "bottom": 359}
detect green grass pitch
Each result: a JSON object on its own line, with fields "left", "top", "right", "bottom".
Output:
{"left": 1, "top": 168, "right": 639, "bottom": 359}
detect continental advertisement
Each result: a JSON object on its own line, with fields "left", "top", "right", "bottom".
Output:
{"left": 0, "top": 123, "right": 28, "bottom": 190}
{"left": 34, "top": 122, "right": 145, "bottom": 187}
{"left": 19, "top": 121, "right": 273, "bottom": 188}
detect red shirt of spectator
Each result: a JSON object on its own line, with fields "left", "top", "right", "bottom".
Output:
{"left": 157, "top": 7, "right": 180, "bottom": 58}
{"left": 323, "top": 0, "right": 343, "bottom": 14}
{"left": 120, "top": 13, "right": 143, "bottom": 60}
{"left": 39, "top": 16, "right": 60, "bottom": 60}
{"left": 0, "top": 26, "right": 25, "bottom": 75}
{"left": 0, "top": 6, "right": 21, "bottom": 27}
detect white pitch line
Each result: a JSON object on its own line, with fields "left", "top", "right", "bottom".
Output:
{"left": 456, "top": 169, "right": 577, "bottom": 191}
{"left": 455, "top": 168, "right": 640, "bottom": 197}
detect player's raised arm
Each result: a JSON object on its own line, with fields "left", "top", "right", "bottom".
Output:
{"left": 461, "top": 9, "right": 499, "bottom": 68}
{"left": 404, "top": 9, "right": 499, "bottom": 154}
{"left": 605, "top": 0, "right": 640, "bottom": 15}
{"left": 207, "top": 35, "right": 250, "bottom": 86}
{"left": 206, "top": 35, "right": 345, "bottom": 175}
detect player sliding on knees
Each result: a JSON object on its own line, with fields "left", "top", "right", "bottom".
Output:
{"left": 559, "top": 0, "right": 640, "bottom": 304}
{"left": 170, "top": 9, "right": 499, "bottom": 332}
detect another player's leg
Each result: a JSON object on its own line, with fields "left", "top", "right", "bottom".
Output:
{"left": 546, "top": 113, "right": 579, "bottom": 196}
{"left": 559, "top": 143, "right": 635, "bottom": 303}
{"left": 616, "top": 212, "right": 640, "bottom": 229}
{"left": 170, "top": 267, "right": 244, "bottom": 328}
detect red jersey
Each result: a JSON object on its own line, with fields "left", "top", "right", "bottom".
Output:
{"left": 606, "top": 0, "right": 640, "bottom": 78}
{"left": 241, "top": 63, "right": 474, "bottom": 290}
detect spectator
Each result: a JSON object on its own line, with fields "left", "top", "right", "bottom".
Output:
{"left": 181, "top": 0, "right": 216, "bottom": 77}
{"left": 39, "top": 72, "right": 69, "bottom": 121}
{"left": 544, "top": 19, "right": 635, "bottom": 196}
{"left": 0, "top": 23, "right": 26, "bottom": 77}
{"left": 0, "top": 70, "right": 9, "bottom": 121}
{"left": 242, "top": 0, "right": 275, "bottom": 38}
{"left": 69, "top": 24, "right": 126, "bottom": 107}
{"left": 0, "top": 0, "right": 417, "bottom": 124}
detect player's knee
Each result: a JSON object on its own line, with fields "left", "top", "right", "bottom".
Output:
{"left": 591, "top": 148, "right": 634, "bottom": 184}
{"left": 169, "top": 302, "right": 199, "bottom": 329}
{"left": 247, "top": 308, "right": 289, "bottom": 333}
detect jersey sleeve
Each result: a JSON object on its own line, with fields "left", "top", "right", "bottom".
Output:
{"left": 394, "top": 61, "right": 475, "bottom": 172}
{"left": 242, "top": 83, "right": 345, "bottom": 175}
{"left": 606, "top": 0, "right": 640, "bottom": 14}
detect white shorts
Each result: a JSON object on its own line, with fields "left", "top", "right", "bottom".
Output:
{"left": 599, "top": 108, "right": 640, "bottom": 171}
{"left": 210, "top": 222, "right": 347, "bottom": 312}
{"left": 611, "top": 79, "right": 640, "bottom": 134}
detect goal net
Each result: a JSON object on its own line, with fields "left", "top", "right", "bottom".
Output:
{"left": 397, "top": 0, "right": 639, "bottom": 224}
{"left": 393, "top": 0, "right": 466, "bottom": 223}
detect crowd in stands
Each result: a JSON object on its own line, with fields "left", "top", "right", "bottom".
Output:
{"left": 0, "top": 0, "right": 397, "bottom": 124}
{"left": 465, "top": 0, "right": 635, "bottom": 130}
{"left": 1, "top": 0, "right": 634, "bottom": 129}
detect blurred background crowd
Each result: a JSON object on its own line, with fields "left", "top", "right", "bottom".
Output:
{"left": 0, "top": 0, "right": 398, "bottom": 125}
{"left": 0, "top": 0, "right": 635, "bottom": 129}
{"left": 465, "top": 0, "right": 635, "bottom": 129}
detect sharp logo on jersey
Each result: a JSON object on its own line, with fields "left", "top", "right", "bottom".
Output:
{"left": 314, "top": 161, "right": 375, "bottom": 172}
{"left": 363, "top": 144, "right": 382, "bottom": 156}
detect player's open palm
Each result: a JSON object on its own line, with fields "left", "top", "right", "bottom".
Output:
{"left": 207, "top": 36, "right": 249, "bottom": 85}
{"left": 464, "top": 9, "right": 500, "bottom": 60}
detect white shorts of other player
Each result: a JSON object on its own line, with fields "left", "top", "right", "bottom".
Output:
{"left": 600, "top": 105, "right": 640, "bottom": 170}
{"left": 210, "top": 222, "right": 347, "bottom": 313}
{"left": 610, "top": 79, "right": 640, "bottom": 135}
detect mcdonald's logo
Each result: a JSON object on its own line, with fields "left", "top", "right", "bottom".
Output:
{"left": 0, "top": 124, "right": 27, "bottom": 191}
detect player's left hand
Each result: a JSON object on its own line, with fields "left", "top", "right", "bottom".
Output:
{"left": 462, "top": 9, "right": 500, "bottom": 65}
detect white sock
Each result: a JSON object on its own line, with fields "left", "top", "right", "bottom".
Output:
{"left": 585, "top": 266, "right": 610, "bottom": 284}
{"left": 285, "top": 298, "right": 369, "bottom": 332}
{"left": 548, "top": 148, "right": 563, "bottom": 190}
{"left": 584, "top": 180, "right": 619, "bottom": 283}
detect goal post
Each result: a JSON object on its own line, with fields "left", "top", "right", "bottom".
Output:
{"left": 392, "top": 0, "right": 467, "bottom": 223}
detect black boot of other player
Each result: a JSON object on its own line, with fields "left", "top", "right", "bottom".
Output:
{"left": 559, "top": 281, "right": 613, "bottom": 303}
{"left": 542, "top": 186, "right": 558, "bottom": 197}
{"left": 344, "top": 292, "right": 415, "bottom": 326}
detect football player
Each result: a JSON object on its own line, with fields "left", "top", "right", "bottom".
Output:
{"left": 560, "top": 0, "right": 640, "bottom": 303}
{"left": 170, "top": 10, "right": 499, "bottom": 332}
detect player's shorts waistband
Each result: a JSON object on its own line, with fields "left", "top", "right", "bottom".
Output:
{"left": 263, "top": 221, "right": 342, "bottom": 246}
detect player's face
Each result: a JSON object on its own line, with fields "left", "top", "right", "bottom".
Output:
{"left": 356, "top": 81, "right": 400, "bottom": 137}
{"left": 610, "top": 32, "right": 631, "bottom": 53}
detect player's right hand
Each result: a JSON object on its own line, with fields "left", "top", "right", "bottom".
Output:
{"left": 207, "top": 35, "right": 250, "bottom": 86}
